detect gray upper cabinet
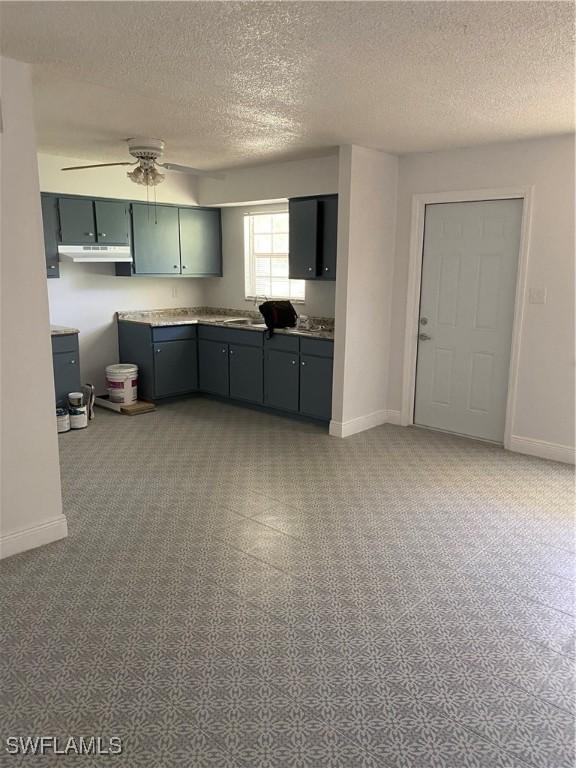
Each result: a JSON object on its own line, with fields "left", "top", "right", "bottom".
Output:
{"left": 94, "top": 200, "right": 130, "bottom": 245}
{"left": 41, "top": 194, "right": 60, "bottom": 278}
{"left": 288, "top": 194, "right": 338, "bottom": 281}
{"left": 59, "top": 198, "right": 96, "bottom": 244}
{"left": 131, "top": 203, "right": 181, "bottom": 275}
{"left": 179, "top": 208, "right": 222, "bottom": 276}
{"left": 288, "top": 198, "right": 319, "bottom": 279}
{"left": 319, "top": 195, "right": 338, "bottom": 279}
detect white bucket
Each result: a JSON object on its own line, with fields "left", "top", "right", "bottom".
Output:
{"left": 70, "top": 406, "right": 88, "bottom": 429}
{"left": 106, "top": 364, "right": 138, "bottom": 404}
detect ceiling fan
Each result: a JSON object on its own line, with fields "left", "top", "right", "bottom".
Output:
{"left": 61, "top": 138, "right": 224, "bottom": 186}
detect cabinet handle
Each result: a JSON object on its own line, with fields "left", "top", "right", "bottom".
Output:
{"left": 182, "top": 265, "right": 187, "bottom": 270}
{"left": 324, "top": 266, "right": 329, "bottom": 272}
{"left": 221, "top": 348, "right": 227, "bottom": 353}
{"left": 301, "top": 361, "right": 306, "bottom": 366}
{"left": 229, "top": 349, "right": 234, "bottom": 355}
{"left": 307, "top": 267, "right": 313, "bottom": 272}
{"left": 173, "top": 265, "right": 179, "bottom": 269}
{"left": 99, "top": 232, "right": 106, "bottom": 237}
{"left": 49, "top": 265, "right": 56, "bottom": 269}
{"left": 70, "top": 360, "right": 76, "bottom": 364}
{"left": 291, "top": 360, "right": 296, "bottom": 365}
{"left": 85, "top": 232, "right": 94, "bottom": 237}
{"left": 156, "top": 348, "right": 161, "bottom": 353}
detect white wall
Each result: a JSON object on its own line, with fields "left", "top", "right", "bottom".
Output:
{"left": 39, "top": 153, "right": 205, "bottom": 393}
{"left": 389, "top": 135, "right": 575, "bottom": 459}
{"left": 198, "top": 153, "right": 339, "bottom": 206}
{"left": 0, "top": 58, "right": 67, "bottom": 558}
{"left": 203, "top": 204, "right": 336, "bottom": 318}
{"left": 331, "top": 145, "right": 398, "bottom": 437}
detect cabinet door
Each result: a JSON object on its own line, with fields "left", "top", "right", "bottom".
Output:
{"left": 153, "top": 339, "right": 198, "bottom": 398}
{"left": 198, "top": 339, "right": 229, "bottom": 396}
{"left": 264, "top": 349, "right": 299, "bottom": 412}
{"left": 132, "top": 203, "right": 181, "bottom": 275}
{"left": 58, "top": 198, "right": 96, "bottom": 244}
{"left": 289, "top": 198, "right": 319, "bottom": 279}
{"left": 319, "top": 195, "right": 337, "bottom": 280}
{"left": 52, "top": 351, "right": 81, "bottom": 407}
{"left": 229, "top": 344, "right": 263, "bottom": 404}
{"left": 299, "top": 354, "right": 333, "bottom": 420}
{"left": 41, "top": 194, "right": 60, "bottom": 278}
{"left": 95, "top": 200, "right": 130, "bottom": 245}
{"left": 179, "top": 208, "right": 222, "bottom": 276}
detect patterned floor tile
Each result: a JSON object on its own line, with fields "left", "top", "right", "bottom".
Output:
{"left": 1, "top": 399, "right": 574, "bottom": 767}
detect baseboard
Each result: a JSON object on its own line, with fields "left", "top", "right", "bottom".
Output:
{"left": 384, "top": 409, "right": 402, "bottom": 426}
{"left": 0, "top": 515, "right": 68, "bottom": 560}
{"left": 509, "top": 435, "right": 575, "bottom": 464}
{"left": 330, "top": 409, "right": 401, "bottom": 438}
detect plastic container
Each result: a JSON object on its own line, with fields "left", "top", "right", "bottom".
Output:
{"left": 105, "top": 364, "right": 138, "bottom": 404}
{"left": 56, "top": 408, "right": 70, "bottom": 433}
{"left": 68, "top": 391, "right": 84, "bottom": 407}
{"left": 69, "top": 406, "right": 88, "bottom": 429}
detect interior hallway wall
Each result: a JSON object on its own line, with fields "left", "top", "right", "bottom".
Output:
{"left": 1, "top": 58, "right": 67, "bottom": 557}
{"left": 390, "top": 135, "right": 575, "bottom": 462}
{"left": 331, "top": 145, "right": 398, "bottom": 437}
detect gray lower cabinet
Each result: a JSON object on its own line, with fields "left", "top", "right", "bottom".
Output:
{"left": 119, "top": 322, "right": 332, "bottom": 420}
{"left": 52, "top": 334, "right": 81, "bottom": 407}
{"left": 299, "top": 347, "right": 333, "bottom": 421}
{"left": 229, "top": 344, "right": 263, "bottom": 403}
{"left": 264, "top": 349, "right": 300, "bottom": 412}
{"left": 198, "top": 339, "right": 229, "bottom": 396}
{"left": 118, "top": 322, "right": 198, "bottom": 400}
{"left": 154, "top": 339, "right": 198, "bottom": 397}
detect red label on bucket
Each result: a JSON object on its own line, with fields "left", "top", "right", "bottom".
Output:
{"left": 107, "top": 380, "right": 125, "bottom": 389}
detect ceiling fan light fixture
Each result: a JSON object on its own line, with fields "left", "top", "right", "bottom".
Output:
{"left": 127, "top": 164, "right": 165, "bottom": 186}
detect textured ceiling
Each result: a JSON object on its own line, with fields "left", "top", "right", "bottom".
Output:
{"left": 1, "top": 1, "right": 574, "bottom": 169}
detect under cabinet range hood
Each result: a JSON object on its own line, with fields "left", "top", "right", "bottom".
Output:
{"left": 57, "top": 244, "right": 132, "bottom": 263}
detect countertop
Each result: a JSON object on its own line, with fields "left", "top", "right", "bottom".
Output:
{"left": 116, "top": 308, "right": 335, "bottom": 341}
{"left": 51, "top": 325, "right": 80, "bottom": 336}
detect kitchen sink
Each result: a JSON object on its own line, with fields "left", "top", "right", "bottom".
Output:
{"left": 222, "top": 318, "right": 266, "bottom": 327}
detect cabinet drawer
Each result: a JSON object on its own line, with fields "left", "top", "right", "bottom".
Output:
{"left": 51, "top": 334, "right": 78, "bottom": 354}
{"left": 151, "top": 325, "right": 198, "bottom": 343}
{"left": 264, "top": 333, "right": 299, "bottom": 353}
{"left": 300, "top": 337, "right": 334, "bottom": 358}
{"left": 198, "top": 324, "right": 263, "bottom": 347}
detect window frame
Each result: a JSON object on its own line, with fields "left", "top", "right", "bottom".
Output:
{"left": 244, "top": 209, "right": 305, "bottom": 303}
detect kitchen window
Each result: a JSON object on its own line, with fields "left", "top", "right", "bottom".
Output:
{"left": 244, "top": 211, "right": 305, "bottom": 301}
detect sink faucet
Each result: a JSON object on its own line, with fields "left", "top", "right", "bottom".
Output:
{"left": 253, "top": 295, "right": 268, "bottom": 309}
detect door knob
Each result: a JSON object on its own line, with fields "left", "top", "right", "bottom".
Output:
{"left": 418, "top": 332, "right": 432, "bottom": 341}
{"left": 419, "top": 317, "right": 428, "bottom": 325}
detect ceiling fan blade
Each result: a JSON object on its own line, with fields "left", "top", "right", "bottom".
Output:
{"left": 61, "top": 162, "right": 136, "bottom": 171}
{"left": 159, "top": 162, "right": 225, "bottom": 180}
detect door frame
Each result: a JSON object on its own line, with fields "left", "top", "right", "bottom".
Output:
{"left": 400, "top": 186, "right": 534, "bottom": 449}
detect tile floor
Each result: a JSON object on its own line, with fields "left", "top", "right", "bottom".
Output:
{"left": 1, "top": 398, "right": 574, "bottom": 766}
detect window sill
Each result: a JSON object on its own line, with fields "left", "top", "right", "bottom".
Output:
{"left": 245, "top": 296, "right": 306, "bottom": 305}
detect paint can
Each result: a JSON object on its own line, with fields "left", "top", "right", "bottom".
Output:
{"left": 56, "top": 408, "right": 70, "bottom": 433}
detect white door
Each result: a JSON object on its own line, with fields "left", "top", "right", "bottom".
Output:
{"left": 414, "top": 199, "right": 523, "bottom": 443}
